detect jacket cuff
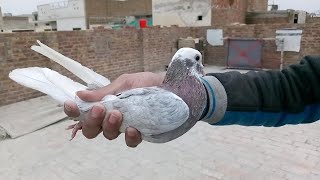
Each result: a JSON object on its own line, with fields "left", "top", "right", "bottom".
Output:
{"left": 200, "top": 76, "right": 228, "bottom": 124}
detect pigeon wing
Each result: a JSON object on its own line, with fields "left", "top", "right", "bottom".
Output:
{"left": 31, "top": 40, "right": 110, "bottom": 88}
{"left": 9, "top": 67, "right": 87, "bottom": 105}
{"left": 107, "top": 87, "right": 190, "bottom": 136}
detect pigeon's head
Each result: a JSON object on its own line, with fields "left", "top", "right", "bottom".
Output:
{"left": 169, "top": 48, "right": 204, "bottom": 76}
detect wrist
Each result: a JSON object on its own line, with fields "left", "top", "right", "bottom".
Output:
{"left": 199, "top": 76, "right": 228, "bottom": 124}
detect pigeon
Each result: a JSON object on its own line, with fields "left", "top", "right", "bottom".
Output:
{"left": 9, "top": 41, "right": 207, "bottom": 143}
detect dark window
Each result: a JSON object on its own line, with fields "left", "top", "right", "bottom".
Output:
{"left": 73, "top": 28, "right": 81, "bottom": 31}
{"left": 45, "top": 23, "right": 50, "bottom": 26}
{"left": 197, "top": 16, "right": 203, "bottom": 21}
{"left": 229, "top": 0, "right": 235, "bottom": 6}
{"left": 294, "top": 14, "right": 299, "bottom": 24}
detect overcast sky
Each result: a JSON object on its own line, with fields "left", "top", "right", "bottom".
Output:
{"left": 0, "top": 0, "right": 319, "bottom": 15}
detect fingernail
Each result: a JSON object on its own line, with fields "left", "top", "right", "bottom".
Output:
{"left": 64, "top": 104, "right": 72, "bottom": 112}
{"left": 76, "top": 91, "right": 84, "bottom": 96}
{"left": 109, "top": 114, "right": 118, "bottom": 125}
{"left": 127, "top": 128, "right": 136, "bottom": 137}
{"left": 91, "top": 105, "right": 104, "bottom": 118}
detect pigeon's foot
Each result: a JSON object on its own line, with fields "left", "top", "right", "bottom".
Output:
{"left": 66, "top": 122, "right": 83, "bottom": 141}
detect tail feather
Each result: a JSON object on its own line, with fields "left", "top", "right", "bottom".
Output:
{"left": 9, "top": 67, "right": 87, "bottom": 105}
{"left": 31, "top": 40, "right": 110, "bottom": 88}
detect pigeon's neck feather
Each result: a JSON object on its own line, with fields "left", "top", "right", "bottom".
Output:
{"left": 161, "top": 60, "right": 206, "bottom": 120}
{"left": 152, "top": 60, "right": 207, "bottom": 142}
{"left": 163, "top": 59, "right": 202, "bottom": 84}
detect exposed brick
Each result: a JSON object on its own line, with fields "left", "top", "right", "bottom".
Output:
{"left": 212, "top": 0, "right": 248, "bottom": 25}
{"left": 247, "top": 0, "right": 268, "bottom": 12}
{"left": 2, "top": 23, "right": 320, "bottom": 106}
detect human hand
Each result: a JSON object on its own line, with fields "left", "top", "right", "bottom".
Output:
{"left": 64, "top": 72, "right": 165, "bottom": 147}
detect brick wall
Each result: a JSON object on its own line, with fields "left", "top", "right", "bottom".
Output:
{"left": 0, "top": 28, "right": 145, "bottom": 106}
{"left": 1, "top": 23, "right": 320, "bottom": 106}
{"left": 247, "top": 0, "right": 268, "bottom": 12}
{"left": 246, "top": 11, "right": 295, "bottom": 24}
{"left": 307, "top": 17, "right": 320, "bottom": 23}
{"left": 246, "top": 16, "right": 290, "bottom": 24}
{"left": 196, "top": 23, "right": 320, "bottom": 69}
{"left": 246, "top": 12, "right": 291, "bottom": 24}
{"left": 212, "top": 0, "right": 248, "bottom": 25}
{"left": 211, "top": 0, "right": 269, "bottom": 25}
{"left": 0, "top": 32, "right": 52, "bottom": 106}
{"left": 196, "top": 25, "right": 256, "bottom": 65}
{"left": 85, "top": 0, "right": 152, "bottom": 28}
{"left": 142, "top": 26, "right": 194, "bottom": 71}
{"left": 85, "top": 0, "right": 107, "bottom": 28}
{"left": 107, "top": 0, "right": 152, "bottom": 17}
{"left": 85, "top": 0, "right": 151, "bottom": 19}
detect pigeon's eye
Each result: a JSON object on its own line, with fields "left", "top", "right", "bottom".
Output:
{"left": 195, "top": 55, "right": 200, "bottom": 61}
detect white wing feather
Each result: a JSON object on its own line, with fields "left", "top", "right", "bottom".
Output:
{"left": 9, "top": 67, "right": 87, "bottom": 105}
{"left": 31, "top": 40, "right": 110, "bottom": 88}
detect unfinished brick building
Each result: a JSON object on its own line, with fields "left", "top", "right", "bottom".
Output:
{"left": 212, "top": 0, "right": 268, "bottom": 24}
{"left": 85, "top": 0, "right": 268, "bottom": 26}
{"left": 85, "top": 0, "right": 152, "bottom": 27}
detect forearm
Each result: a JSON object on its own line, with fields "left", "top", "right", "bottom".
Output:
{"left": 201, "top": 55, "right": 320, "bottom": 127}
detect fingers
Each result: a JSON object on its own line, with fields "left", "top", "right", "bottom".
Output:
{"left": 125, "top": 127, "right": 142, "bottom": 148}
{"left": 66, "top": 105, "right": 143, "bottom": 148}
{"left": 102, "top": 110, "right": 122, "bottom": 140}
{"left": 76, "top": 73, "right": 133, "bottom": 102}
{"left": 101, "top": 110, "right": 142, "bottom": 148}
{"left": 77, "top": 88, "right": 111, "bottom": 102}
{"left": 64, "top": 100, "right": 80, "bottom": 117}
{"left": 81, "top": 104, "right": 105, "bottom": 139}
{"left": 77, "top": 83, "right": 123, "bottom": 102}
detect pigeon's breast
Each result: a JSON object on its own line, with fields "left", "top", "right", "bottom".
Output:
{"left": 144, "top": 75, "right": 207, "bottom": 143}
{"left": 163, "top": 75, "right": 207, "bottom": 120}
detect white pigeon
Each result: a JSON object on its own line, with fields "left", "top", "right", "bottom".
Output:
{"left": 9, "top": 41, "right": 207, "bottom": 143}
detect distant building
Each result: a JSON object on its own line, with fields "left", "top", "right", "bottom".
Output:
{"left": 85, "top": 0, "right": 152, "bottom": 29}
{"left": 36, "top": 0, "right": 152, "bottom": 31}
{"left": 0, "top": 7, "right": 36, "bottom": 33}
{"left": 152, "top": 0, "right": 269, "bottom": 27}
{"left": 37, "top": 0, "right": 86, "bottom": 31}
{"left": 246, "top": 10, "right": 308, "bottom": 24}
{"left": 247, "top": 0, "right": 268, "bottom": 12}
{"left": 152, "top": 0, "right": 212, "bottom": 27}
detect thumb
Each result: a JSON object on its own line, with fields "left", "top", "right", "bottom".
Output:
{"left": 76, "top": 82, "right": 125, "bottom": 102}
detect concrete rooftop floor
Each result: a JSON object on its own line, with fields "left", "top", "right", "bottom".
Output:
{"left": 1, "top": 66, "right": 320, "bottom": 180}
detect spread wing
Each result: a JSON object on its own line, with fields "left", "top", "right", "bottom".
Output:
{"left": 107, "top": 87, "right": 190, "bottom": 136}
{"left": 31, "top": 40, "right": 110, "bottom": 88}
{"left": 9, "top": 67, "right": 87, "bottom": 105}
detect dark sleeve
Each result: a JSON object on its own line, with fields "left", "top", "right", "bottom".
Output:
{"left": 207, "top": 55, "right": 320, "bottom": 127}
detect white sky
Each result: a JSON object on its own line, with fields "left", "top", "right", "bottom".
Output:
{"left": 0, "top": 0, "right": 319, "bottom": 15}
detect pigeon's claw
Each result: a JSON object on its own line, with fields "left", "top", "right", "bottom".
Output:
{"left": 66, "top": 122, "right": 83, "bottom": 141}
